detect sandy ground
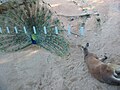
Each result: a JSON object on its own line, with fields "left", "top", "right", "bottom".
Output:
{"left": 0, "top": 0, "right": 120, "bottom": 90}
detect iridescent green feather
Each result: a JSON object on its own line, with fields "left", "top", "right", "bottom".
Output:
{"left": 0, "top": 0, "right": 69, "bottom": 57}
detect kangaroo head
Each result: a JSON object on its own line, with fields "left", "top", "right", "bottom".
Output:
{"left": 81, "top": 43, "right": 89, "bottom": 56}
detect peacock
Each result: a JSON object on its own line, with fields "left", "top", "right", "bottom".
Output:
{"left": 0, "top": 0, "right": 69, "bottom": 57}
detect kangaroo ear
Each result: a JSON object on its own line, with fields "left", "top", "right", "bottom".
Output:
{"left": 86, "top": 43, "right": 89, "bottom": 48}
{"left": 81, "top": 46, "right": 85, "bottom": 49}
{"left": 77, "top": 44, "right": 85, "bottom": 50}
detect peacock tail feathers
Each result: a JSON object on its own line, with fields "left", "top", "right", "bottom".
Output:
{"left": 0, "top": 0, "right": 69, "bottom": 57}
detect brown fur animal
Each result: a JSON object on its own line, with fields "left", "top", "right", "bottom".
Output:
{"left": 81, "top": 43, "right": 120, "bottom": 85}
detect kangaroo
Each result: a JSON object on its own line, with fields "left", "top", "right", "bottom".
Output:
{"left": 81, "top": 43, "right": 120, "bottom": 85}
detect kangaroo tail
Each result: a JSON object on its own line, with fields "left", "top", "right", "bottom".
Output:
{"left": 104, "top": 75, "right": 120, "bottom": 85}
